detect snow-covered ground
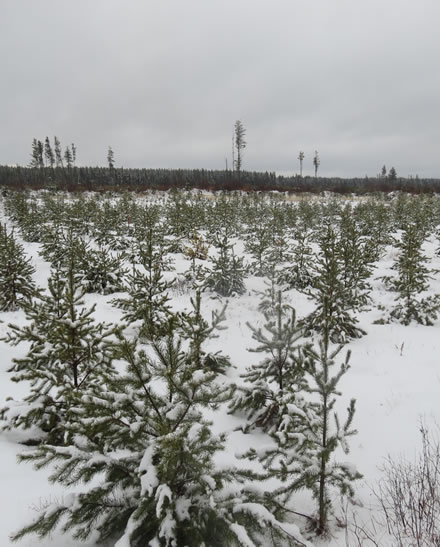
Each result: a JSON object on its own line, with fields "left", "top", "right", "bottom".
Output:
{"left": 1, "top": 192, "right": 439, "bottom": 546}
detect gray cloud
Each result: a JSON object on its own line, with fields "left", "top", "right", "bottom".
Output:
{"left": 1, "top": 0, "right": 440, "bottom": 177}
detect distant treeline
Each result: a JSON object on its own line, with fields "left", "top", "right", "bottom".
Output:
{"left": 0, "top": 164, "right": 439, "bottom": 194}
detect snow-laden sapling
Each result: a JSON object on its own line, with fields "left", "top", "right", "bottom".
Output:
{"left": 241, "top": 332, "right": 361, "bottom": 537}
{"left": 255, "top": 274, "right": 283, "bottom": 316}
{"left": 90, "top": 197, "right": 138, "bottom": 252}
{"left": 304, "top": 224, "right": 366, "bottom": 343}
{"left": 132, "top": 223, "right": 172, "bottom": 270}
{"left": 183, "top": 233, "right": 209, "bottom": 290}
{"left": 1, "top": 266, "right": 119, "bottom": 445}
{"left": 355, "top": 197, "right": 392, "bottom": 262}
{"left": 113, "top": 234, "right": 175, "bottom": 340}
{"left": 0, "top": 224, "right": 37, "bottom": 311}
{"left": 6, "top": 194, "right": 46, "bottom": 243}
{"left": 10, "top": 334, "right": 311, "bottom": 547}
{"left": 178, "top": 290, "right": 231, "bottom": 374}
{"left": 205, "top": 232, "right": 246, "bottom": 297}
{"left": 184, "top": 231, "right": 209, "bottom": 261}
{"left": 165, "top": 190, "right": 204, "bottom": 240}
{"left": 279, "top": 224, "right": 314, "bottom": 291}
{"left": 301, "top": 338, "right": 361, "bottom": 535}
{"left": 264, "top": 229, "right": 292, "bottom": 271}
{"left": 381, "top": 223, "right": 440, "bottom": 325}
{"left": 39, "top": 226, "right": 89, "bottom": 271}
{"left": 229, "top": 291, "right": 308, "bottom": 433}
{"left": 243, "top": 221, "right": 272, "bottom": 276}
{"left": 338, "top": 205, "right": 373, "bottom": 311}
{"left": 205, "top": 193, "right": 241, "bottom": 240}
{"left": 81, "top": 246, "right": 127, "bottom": 294}
{"left": 64, "top": 194, "right": 99, "bottom": 237}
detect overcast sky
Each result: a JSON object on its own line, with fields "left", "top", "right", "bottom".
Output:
{"left": 2, "top": 0, "right": 440, "bottom": 178}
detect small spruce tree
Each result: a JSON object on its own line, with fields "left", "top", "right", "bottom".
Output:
{"left": 40, "top": 226, "right": 88, "bottom": 271}
{"left": 382, "top": 223, "right": 440, "bottom": 325}
{"left": 1, "top": 266, "right": 118, "bottom": 444}
{"left": 81, "top": 246, "right": 127, "bottom": 295}
{"left": 301, "top": 338, "right": 362, "bottom": 535}
{"left": 279, "top": 224, "right": 314, "bottom": 290}
{"left": 205, "top": 233, "right": 246, "bottom": 297}
{"left": 113, "top": 235, "right": 175, "bottom": 340}
{"left": 243, "top": 222, "right": 272, "bottom": 276}
{"left": 243, "top": 334, "right": 361, "bottom": 537}
{"left": 178, "top": 290, "right": 231, "bottom": 374}
{"left": 0, "top": 225, "right": 37, "bottom": 311}
{"left": 304, "top": 224, "right": 366, "bottom": 342}
{"left": 338, "top": 205, "right": 373, "bottom": 311}
{"left": 229, "top": 291, "right": 307, "bottom": 433}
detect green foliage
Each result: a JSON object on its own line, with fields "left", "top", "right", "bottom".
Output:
{"left": 205, "top": 233, "right": 246, "bottom": 297}
{"left": 0, "top": 189, "right": 378, "bottom": 546}
{"left": 4, "top": 193, "right": 46, "bottom": 242}
{"left": 184, "top": 231, "right": 209, "bottom": 261}
{"left": 10, "top": 334, "right": 306, "bottom": 547}
{"left": 265, "top": 232, "right": 291, "bottom": 271}
{"left": 389, "top": 224, "right": 430, "bottom": 294}
{"left": 279, "top": 224, "right": 314, "bottom": 290}
{"left": 296, "top": 198, "right": 321, "bottom": 232}
{"left": 1, "top": 266, "right": 118, "bottom": 444}
{"left": 382, "top": 223, "right": 440, "bottom": 325}
{"left": 355, "top": 197, "right": 392, "bottom": 262}
{"left": 304, "top": 224, "right": 366, "bottom": 343}
{"left": 0, "top": 225, "right": 36, "bottom": 311}
{"left": 165, "top": 191, "right": 207, "bottom": 240}
{"left": 337, "top": 205, "right": 373, "bottom": 310}
{"left": 178, "top": 290, "right": 231, "bottom": 374}
{"left": 40, "top": 226, "right": 88, "bottom": 270}
{"left": 301, "top": 339, "right": 362, "bottom": 534}
{"left": 205, "top": 193, "right": 242, "bottom": 239}
{"left": 230, "top": 291, "right": 307, "bottom": 433}
{"left": 113, "top": 234, "right": 175, "bottom": 340}
{"left": 81, "top": 246, "right": 127, "bottom": 294}
{"left": 238, "top": 318, "right": 361, "bottom": 536}
{"left": 243, "top": 222, "right": 272, "bottom": 276}
{"left": 92, "top": 200, "right": 126, "bottom": 248}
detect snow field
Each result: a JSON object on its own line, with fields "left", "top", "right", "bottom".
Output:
{"left": 0, "top": 191, "right": 439, "bottom": 546}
